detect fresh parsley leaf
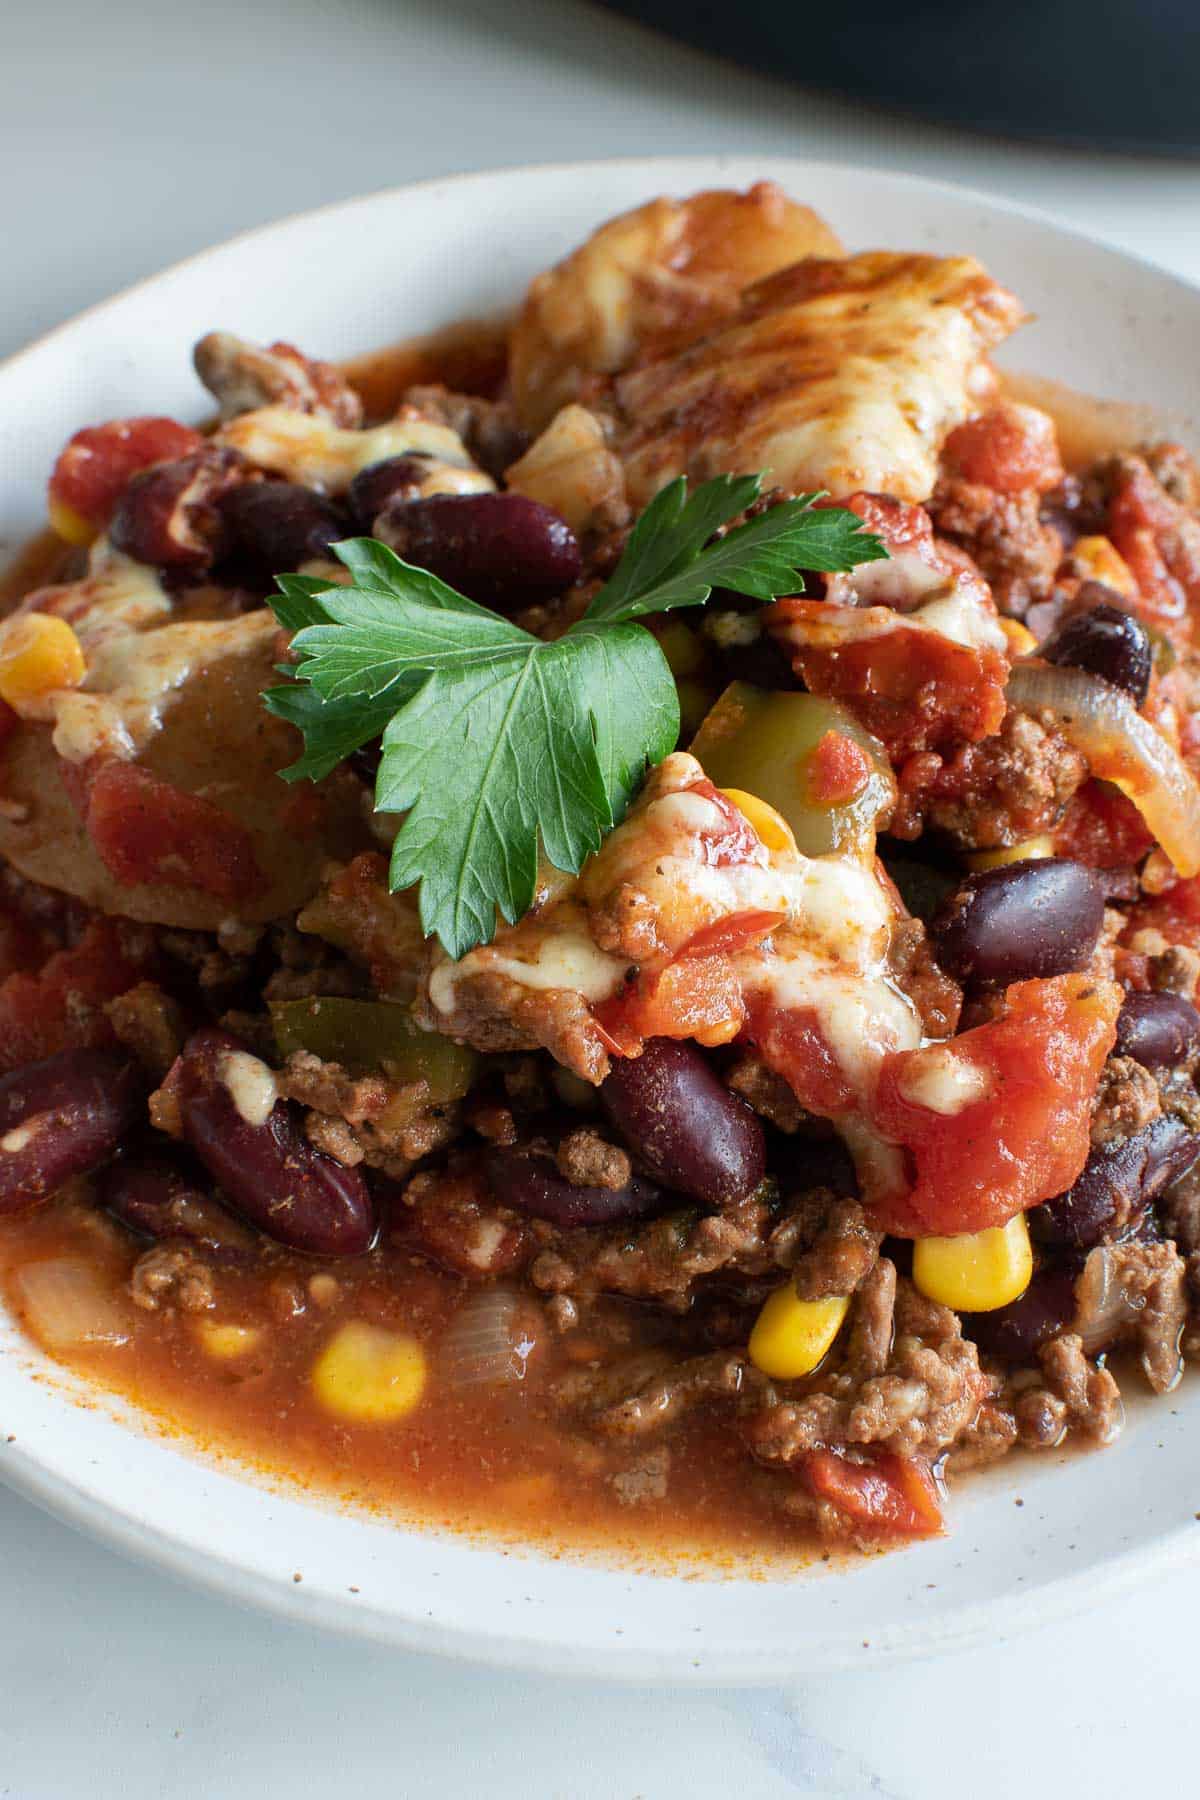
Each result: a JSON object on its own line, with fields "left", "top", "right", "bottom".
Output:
{"left": 262, "top": 681, "right": 398, "bottom": 783}
{"left": 267, "top": 476, "right": 887, "bottom": 959}
{"left": 376, "top": 623, "right": 676, "bottom": 958}
{"left": 584, "top": 473, "right": 762, "bottom": 626}
{"left": 584, "top": 477, "right": 887, "bottom": 625}
{"left": 565, "top": 620, "right": 680, "bottom": 819}
{"left": 271, "top": 572, "right": 340, "bottom": 632}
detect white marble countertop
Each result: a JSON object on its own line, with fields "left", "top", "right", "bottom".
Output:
{"left": 3, "top": 2, "right": 1199, "bottom": 1792}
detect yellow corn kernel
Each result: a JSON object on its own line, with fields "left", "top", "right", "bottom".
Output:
{"left": 912, "top": 1213, "right": 1033, "bottom": 1313}
{"left": 0, "top": 613, "right": 86, "bottom": 707}
{"left": 196, "top": 1321, "right": 264, "bottom": 1360}
{"left": 748, "top": 1284, "right": 850, "bottom": 1380}
{"left": 719, "top": 787, "right": 798, "bottom": 856}
{"left": 999, "top": 617, "right": 1038, "bottom": 658}
{"left": 311, "top": 1321, "right": 426, "bottom": 1423}
{"left": 656, "top": 620, "right": 705, "bottom": 678}
{"left": 967, "top": 834, "right": 1056, "bottom": 872}
{"left": 47, "top": 494, "right": 99, "bottom": 548}
{"left": 1070, "top": 535, "right": 1137, "bottom": 598}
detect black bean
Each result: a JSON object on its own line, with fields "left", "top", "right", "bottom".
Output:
{"left": 0, "top": 1049, "right": 144, "bottom": 1215}
{"left": 1040, "top": 600, "right": 1152, "bottom": 705}
{"left": 485, "top": 1148, "right": 663, "bottom": 1228}
{"left": 600, "top": 1039, "right": 766, "bottom": 1207}
{"left": 219, "top": 480, "right": 343, "bottom": 573}
{"left": 177, "top": 1027, "right": 373, "bottom": 1256}
{"left": 373, "top": 492, "right": 581, "bottom": 612}
{"left": 347, "top": 455, "right": 437, "bottom": 528}
{"left": 965, "top": 1264, "right": 1078, "bottom": 1364}
{"left": 929, "top": 859, "right": 1106, "bottom": 989}
{"left": 1113, "top": 991, "right": 1200, "bottom": 1070}
{"left": 1032, "top": 1116, "right": 1200, "bottom": 1249}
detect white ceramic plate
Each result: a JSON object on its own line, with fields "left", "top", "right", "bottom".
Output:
{"left": 2, "top": 158, "right": 1200, "bottom": 1681}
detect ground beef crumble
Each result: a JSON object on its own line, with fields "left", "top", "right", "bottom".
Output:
{"left": 891, "top": 707, "right": 1086, "bottom": 847}
{"left": 742, "top": 1280, "right": 991, "bottom": 1463}
{"left": 130, "top": 1245, "right": 216, "bottom": 1315}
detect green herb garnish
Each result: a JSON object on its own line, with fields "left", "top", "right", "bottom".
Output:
{"left": 264, "top": 475, "right": 886, "bottom": 959}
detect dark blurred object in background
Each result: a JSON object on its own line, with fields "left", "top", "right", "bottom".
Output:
{"left": 600, "top": 0, "right": 1200, "bottom": 154}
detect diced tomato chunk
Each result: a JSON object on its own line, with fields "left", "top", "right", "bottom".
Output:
{"left": 943, "top": 403, "right": 1064, "bottom": 495}
{"left": 1106, "top": 455, "right": 1200, "bottom": 627}
{"left": 1128, "top": 870, "right": 1200, "bottom": 954}
{"left": 801, "top": 1449, "right": 944, "bottom": 1539}
{"left": 871, "top": 974, "right": 1121, "bottom": 1236}
{"left": 0, "top": 918, "right": 158, "bottom": 1073}
{"left": 833, "top": 492, "right": 940, "bottom": 560}
{"left": 597, "top": 954, "right": 745, "bottom": 1055}
{"left": 678, "top": 909, "right": 784, "bottom": 959}
{"left": 806, "top": 729, "right": 872, "bottom": 807}
{"left": 48, "top": 417, "right": 203, "bottom": 539}
{"left": 773, "top": 598, "right": 1008, "bottom": 756}
{"left": 84, "top": 761, "right": 264, "bottom": 903}
{"left": 1053, "top": 778, "right": 1154, "bottom": 869}
{"left": 740, "top": 998, "right": 857, "bottom": 1116}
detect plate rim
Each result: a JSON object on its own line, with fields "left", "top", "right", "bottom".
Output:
{"left": 3, "top": 152, "right": 1200, "bottom": 1680}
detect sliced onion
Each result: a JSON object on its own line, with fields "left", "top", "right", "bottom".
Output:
{"left": 1008, "top": 660, "right": 1200, "bottom": 878}
{"left": 1074, "top": 1246, "right": 1143, "bottom": 1357}
{"left": 15, "top": 1257, "right": 130, "bottom": 1351}
{"left": 438, "top": 1283, "right": 538, "bottom": 1389}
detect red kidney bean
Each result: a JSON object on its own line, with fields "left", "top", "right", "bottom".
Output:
{"left": 1032, "top": 1116, "right": 1200, "bottom": 1249}
{"left": 1040, "top": 601, "right": 1152, "bottom": 705}
{"left": 485, "top": 1147, "right": 663, "bottom": 1228}
{"left": 964, "top": 1264, "right": 1079, "bottom": 1364}
{"left": 176, "top": 1027, "right": 373, "bottom": 1255}
{"left": 374, "top": 492, "right": 581, "bottom": 612}
{"left": 97, "top": 1143, "right": 247, "bottom": 1250}
{"left": 348, "top": 455, "right": 437, "bottom": 527}
{"left": 219, "top": 480, "right": 343, "bottom": 574}
{"left": 109, "top": 447, "right": 245, "bottom": 571}
{"left": 1114, "top": 991, "right": 1200, "bottom": 1069}
{"left": 0, "top": 1049, "right": 144, "bottom": 1214}
{"left": 601, "top": 1039, "right": 766, "bottom": 1207}
{"left": 929, "top": 859, "right": 1106, "bottom": 990}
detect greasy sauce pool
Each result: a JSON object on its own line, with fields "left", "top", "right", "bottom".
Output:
{"left": 0, "top": 330, "right": 1171, "bottom": 1570}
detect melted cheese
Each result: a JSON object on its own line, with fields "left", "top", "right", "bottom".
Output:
{"left": 616, "top": 252, "right": 1025, "bottom": 507}
{"left": 578, "top": 770, "right": 796, "bottom": 951}
{"left": 845, "top": 548, "right": 946, "bottom": 608}
{"left": 897, "top": 1045, "right": 991, "bottom": 1115}
{"left": 428, "top": 919, "right": 626, "bottom": 1017}
{"left": 510, "top": 184, "right": 845, "bottom": 431}
{"left": 13, "top": 542, "right": 278, "bottom": 763}
{"left": 913, "top": 584, "right": 1008, "bottom": 654}
{"left": 427, "top": 753, "right": 920, "bottom": 1112}
{"left": 216, "top": 407, "right": 487, "bottom": 495}
{"left": 218, "top": 1049, "right": 279, "bottom": 1127}
{"left": 51, "top": 611, "right": 276, "bottom": 764}
{"left": 35, "top": 543, "right": 173, "bottom": 650}
{"left": 737, "top": 848, "right": 921, "bottom": 1111}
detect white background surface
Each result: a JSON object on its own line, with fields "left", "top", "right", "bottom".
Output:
{"left": 2, "top": 2, "right": 1199, "bottom": 1794}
